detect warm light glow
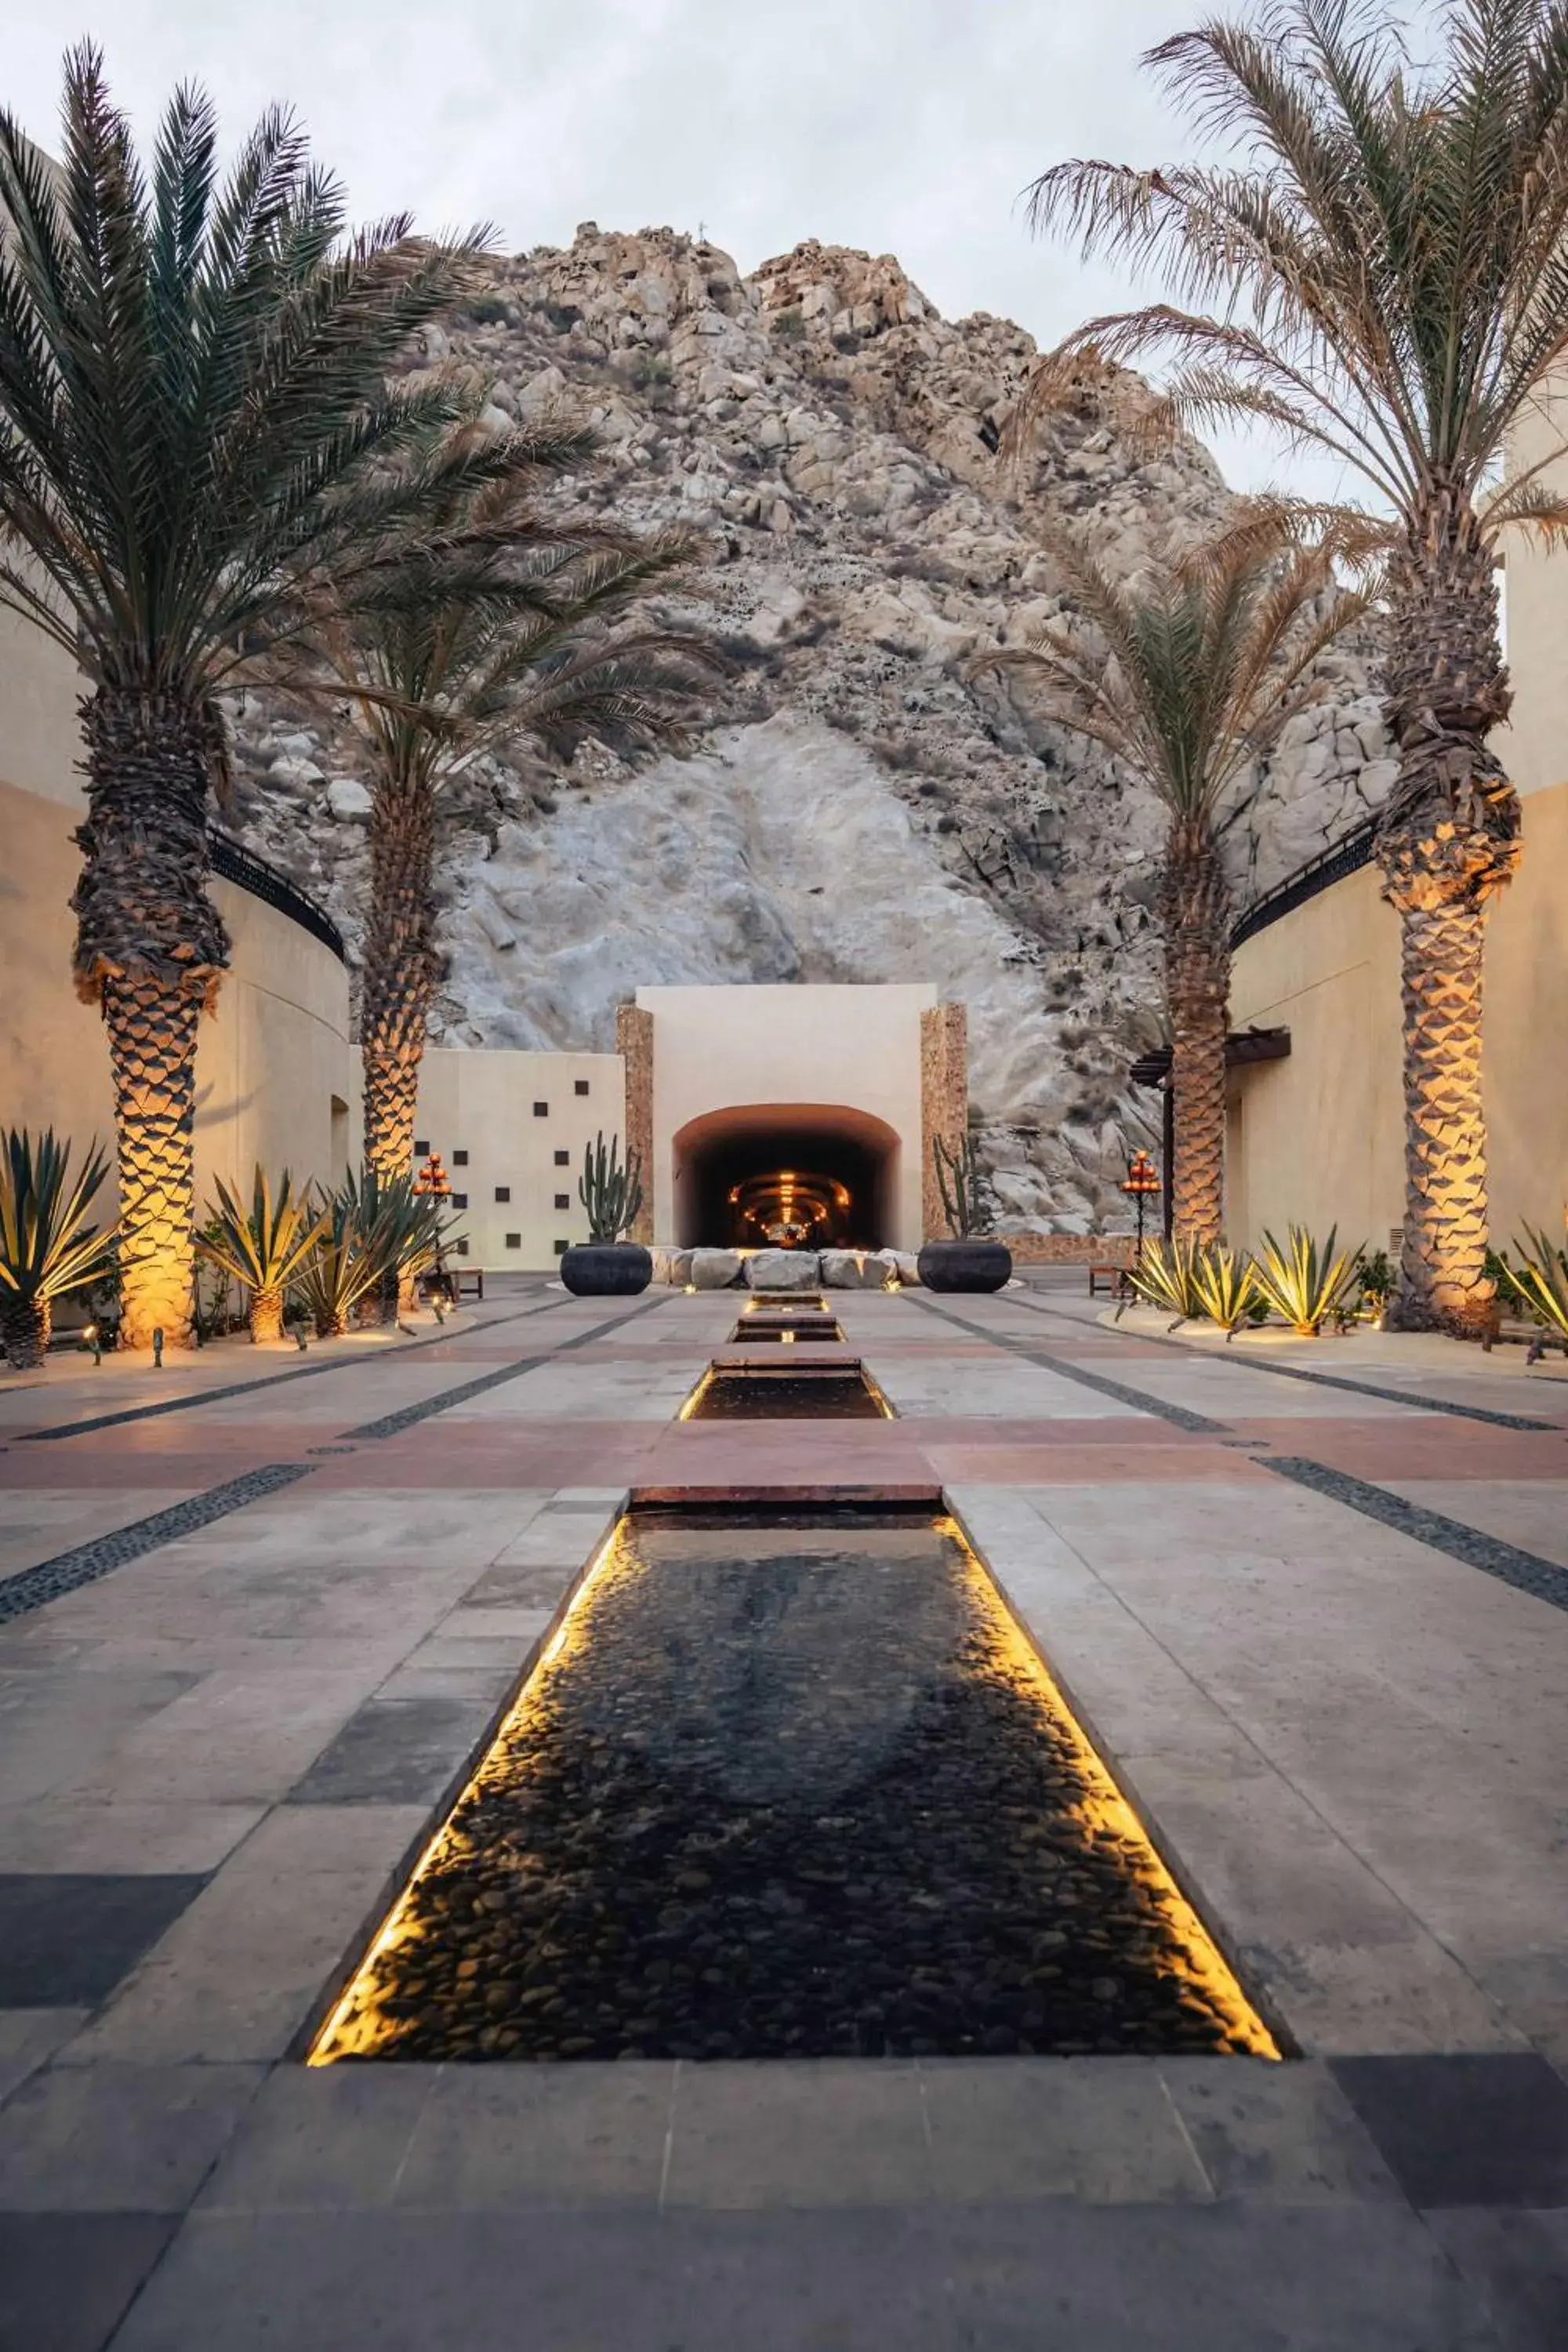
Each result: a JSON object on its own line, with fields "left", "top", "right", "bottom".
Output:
{"left": 677, "top": 1367, "right": 717, "bottom": 1420}
{"left": 308, "top": 1519, "right": 626, "bottom": 2064}
{"left": 940, "top": 1512, "right": 1278, "bottom": 2058}
{"left": 310, "top": 1509, "right": 1277, "bottom": 2066}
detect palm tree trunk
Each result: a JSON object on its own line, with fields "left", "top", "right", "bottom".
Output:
{"left": 1163, "top": 820, "right": 1229, "bottom": 1248}
{"left": 73, "top": 688, "right": 229, "bottom": 1351}
{"left": 250, "top": 1286, "right": 284, "bottom": 1342}
{"left": 0, "top": 1294, "right": 48, "bottom": 1372}
{"left": 361, "top": 778, "right": 438, "bottom": 1184}
{"left": 1375, "top": 485, "right": 1519, "bottom": 1335}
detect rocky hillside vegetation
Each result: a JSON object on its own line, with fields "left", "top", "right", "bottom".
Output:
{"left": 232, "top": 228, "right": 1392, "bottom": 1235}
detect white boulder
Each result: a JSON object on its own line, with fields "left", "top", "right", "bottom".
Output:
{"left": 691, "top": 1248, "right": 745, "bottom": 1290}
{"left": 746, "top": 1249, "right": 820, "bottom": 1290}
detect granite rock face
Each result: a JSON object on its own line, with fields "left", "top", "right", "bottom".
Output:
{"left": 230, "top": 226, "right": 1388, "bottom": 1234}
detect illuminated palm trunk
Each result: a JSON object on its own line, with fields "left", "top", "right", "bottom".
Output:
{"left": 361, "top": 775, "right": 438, "bottom": 1185}
{"left": 0, "top": 1295, "right": 49, "bottom": 1372}
{"left": 1377, "top": 488, "right": 1519, "bottom": 1334}
{"left": 74, "top": 690, "right": 229, "bottom": 1352}
{"left": 1163, "top": 818, "right": 1229, "bottom": 1248}
{"left": 249, "top": 1286, "right": 285, "bottom": 1342}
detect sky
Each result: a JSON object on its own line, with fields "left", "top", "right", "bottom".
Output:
{"left": 2, "top": 0, "right": 1404, "bottom": 495}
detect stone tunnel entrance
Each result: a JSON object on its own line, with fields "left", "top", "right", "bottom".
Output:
{"left": 670, "top": 1104, "right": 901, "bottom": 1250}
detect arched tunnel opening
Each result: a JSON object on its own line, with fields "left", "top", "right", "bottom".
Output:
{"left": 671, "top": 1103, "right": 902, "bottom": 1250}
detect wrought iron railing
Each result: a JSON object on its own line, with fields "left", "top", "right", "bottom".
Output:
{"left": 207, "top": 827, "right": 347, "bottom": 964}
{"left": 1229, "top": 817, "right": 1377, "bottom": 949}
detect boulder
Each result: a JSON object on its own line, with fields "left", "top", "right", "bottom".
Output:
{"left": 327, "top": 777, "right": 372, "bottom": 820}
{"left": 651, "top": 1247, "right": 694, "bottom": 1287}
{"left": 746, "top": 1249, "right": 820, "bottom": 1290}
{"left": 820, "top": 1249, "right": 890, "bottom": 1290}
{"left": 691, "top": 1248, "right": 745, "bottom": 1290}
{"left": 874, "top": 1250, "right": 920, "bottom": 1287}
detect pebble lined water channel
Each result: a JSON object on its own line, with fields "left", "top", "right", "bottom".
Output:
{"left": 313, "top": 1509, "right": 1276, "bottom": 2063}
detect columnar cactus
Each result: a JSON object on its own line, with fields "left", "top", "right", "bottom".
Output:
{"left": 932, "top": 1130, "right": 994, "bottom": 1240}
{"left": 578, "top": 1131, "right": 644, "bottom": 1243}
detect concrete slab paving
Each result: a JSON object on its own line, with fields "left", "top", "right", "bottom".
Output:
{"left": 0, "top": 1274, "right": 1564, "bottom": 2344}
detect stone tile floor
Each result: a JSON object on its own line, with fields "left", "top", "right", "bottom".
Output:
{"left": 0, "top": 1272, "right": 1564, "bottom": 2347}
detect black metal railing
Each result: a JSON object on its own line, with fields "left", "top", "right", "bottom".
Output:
{"left": 208, "top": 827, "right": 347, "bottom": 964}
{"left": 1229, "top": 817, "right": 1377, "bottom": 949}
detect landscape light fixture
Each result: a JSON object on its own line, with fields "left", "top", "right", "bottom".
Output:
{"left": 152, "top": 1326, "right": 164, "bottom": 1368}
{"left": 1120, "top": 1150, "right": 1162, "bottom": 1261}
{"left": 83, "top": 1323, "right": 100, "bottom": 1366}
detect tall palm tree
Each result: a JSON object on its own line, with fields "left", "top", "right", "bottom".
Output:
{"left": 0, "top": 46, "right": 496, "bottom": 1346}
{"left": 1021, "top": 0, "right": 1568, "bottom": 1330}
{"left": 300, "top": 435, "right": 720, "bottom": 1180}
{"left": 974, "top": 524, "right": 1368, "bottom": 1243}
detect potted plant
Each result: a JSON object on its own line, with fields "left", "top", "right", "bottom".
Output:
{"left": 916, "top": 1131, "right": 1012, "bottom": 1294}
{"left": 561, "top": 1134, "right": 652, "bottom": 1297}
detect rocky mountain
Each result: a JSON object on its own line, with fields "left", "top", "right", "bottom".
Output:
{"left": 230, "top": 227, "right": 1392, "bottom": 1235}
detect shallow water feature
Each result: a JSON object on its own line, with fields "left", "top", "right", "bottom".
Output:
{"left": 313, "top": 1509, "right": 1277, "bottom": 2063}
{"left": 686, "top": 1366, "right": 885, "bottom": 1417}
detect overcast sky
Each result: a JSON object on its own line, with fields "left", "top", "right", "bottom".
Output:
{"left": 4, "top": 1, "right": 1412, "bottom": 495}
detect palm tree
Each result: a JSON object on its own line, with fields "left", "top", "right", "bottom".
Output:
{"left": 0, "top": 46, "right": 496, "bottom": 1346}
{"left": 974, "top": 524, "right": 1368, "bottom": 1243}
{"left": 299, "top": 434, "right": 720, "bottom": 1181}
{"left": 1020, "top": 0, "right": 1568, "bottom": 1330}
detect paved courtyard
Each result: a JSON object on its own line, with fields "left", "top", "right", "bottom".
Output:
{"left": 1, "top": 1274, "right": 1566, "bottom": 2349}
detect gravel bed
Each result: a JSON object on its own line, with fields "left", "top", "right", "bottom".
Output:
{"left": 323, "top": 1510, "right": 1269, "bottom": 2062}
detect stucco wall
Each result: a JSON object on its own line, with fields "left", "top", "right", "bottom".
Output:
{"left": 1228, "top": 779, "right": 1568, "bottom": 1254}
{"left": 414, "top": 1047, "right": 626, "bottom": 1269}
{"left": 1, "top": 776, "right": 352, "bottom": 1212}
{"left": 637, "top": 982, "right": 935, "bottom": 1251}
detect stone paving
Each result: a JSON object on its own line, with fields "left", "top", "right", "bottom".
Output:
{"left": 0, "top": 1274, "right": 1565, "bottom": 2347}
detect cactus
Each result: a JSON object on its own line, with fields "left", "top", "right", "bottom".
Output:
{"left": 932, "top": 1129, "right": 994, "bottom": 1240}
{"left": 579, "top": 1131, "right": 644, "bottom": 1243}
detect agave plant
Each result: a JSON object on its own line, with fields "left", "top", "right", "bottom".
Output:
{"left": 195, "top": 1168, "right": 328, "bottom": 1342}
{"left": 1190, "top": 1244, "right": 1258, "bottom": 1339}
{"left": 1498, "top": 1228, "right": 1568, "bottom": 1345}
{"left": 0, "top": 1128, "right": 118, "bottom": 1370}
{"left": 1123, "top": 1236, "right": 1207, "bottom": 1325}
{"left": 299, "top": 1169, "right": 458, "bottom": 1337}
{"left": 1253, "top": 1225, "right": 1362, "bottom": 1337}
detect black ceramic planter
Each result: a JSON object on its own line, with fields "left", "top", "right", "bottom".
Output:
{"left": 916, "top": 1239, "right": 1013, "bottom": 1294}
{"left": 559, "top": 1242, "right": 653, "bottom": 1298}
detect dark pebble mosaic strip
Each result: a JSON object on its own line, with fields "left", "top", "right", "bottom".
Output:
{"left": 907, "top": 1294, "right": 1227, "bottom": 1435}
{"left": 0, "top": 1464, "right": 314, "bottom": 1625}
{"left": 1009, "top": 1288, "right": 1559, "bottom": 1432}
{"left": 19, "top": 1295, "right": 568, "bottom": 1445}
{"left": 1265, "top": 1456, "right": 1568, "bottom": 1613}
{"left": 344, "top": 1293, "right": 672, "bottom": 1440}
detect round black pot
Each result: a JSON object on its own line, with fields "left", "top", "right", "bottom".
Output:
{"left": 916, "top": 1239, "right": 1013, "bottom": 1294}
{"left": 559, "top": 1242, "right": 653, "bottom": 1298}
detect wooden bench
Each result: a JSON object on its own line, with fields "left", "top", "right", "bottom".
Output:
{"left": 1088, "top": 1262, "right": 1134, "bottom": 1298}
{"left": 425, "top": 1265, "right": 485, "bottom": 1305}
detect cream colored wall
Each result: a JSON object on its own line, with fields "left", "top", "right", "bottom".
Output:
{"left": 0, "top": 600, "right": 82, "bottom": 811}
{"left": 1226, "top": 864, "right": 1405, "bottom": 1253}
{"left": 1228, "top": 780, "right": 1568, "bottom": 1252}
{"left": 415, "top": 1047, "right": 626, "bottom": 1270}
{"left": 637, "top": 982, "right": 936, "bottom": 1250}
{"left": 2, "top": 775, "right": 352, "bottom": 1212}
{"left": 1496, "top": 376, "right": 1568, "bottom": 804}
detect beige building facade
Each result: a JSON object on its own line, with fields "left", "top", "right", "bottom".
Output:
{"left": 1225, "top": 393, "right": 1568, "bottom": 1254}
{"left": 1, "top": 611, "right": 354, "bottom": 1212}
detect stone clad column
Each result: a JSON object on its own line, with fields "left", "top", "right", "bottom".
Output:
{"left": 920, "top": 1002, "right": 967, "bottom": 1241}
{"left": 616, "top": 1002, "right": 655, "bottom": 1243}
